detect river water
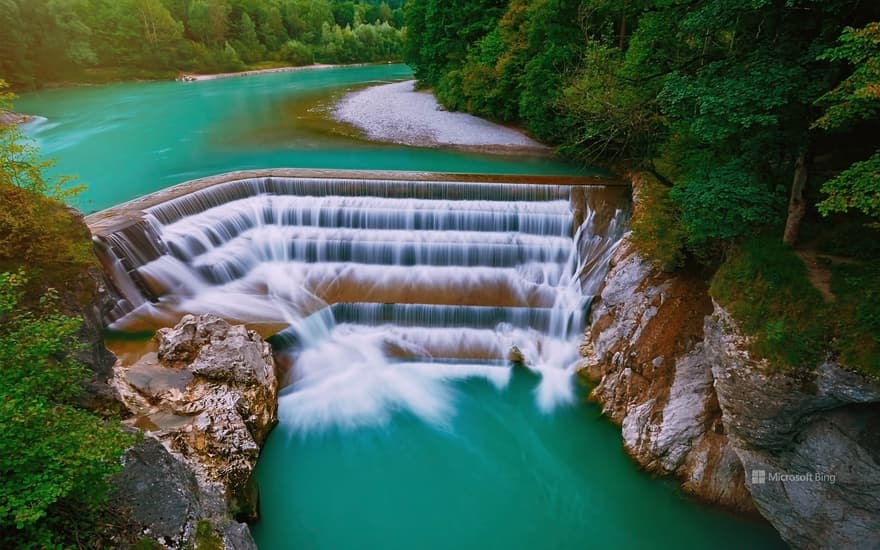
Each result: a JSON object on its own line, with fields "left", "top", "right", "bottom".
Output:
{"left": 18, "top": 64, "right": 783, "bottom": 549}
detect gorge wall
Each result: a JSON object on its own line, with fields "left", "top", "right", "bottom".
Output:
{"left": 580, "top": 193, "right": 880, "bottom": 548}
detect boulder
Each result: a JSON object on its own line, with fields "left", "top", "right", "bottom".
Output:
{"left": 110, "top": 437, "right": 257, "bottom": 549}
{"left": 708, "top": 305, "right": 880, "bottom": 549}
{"left": 111, "top": 314, "right": 278, "bottom": 548}
{"left": 0, "top": 109, "right": 33, "bottom": 125}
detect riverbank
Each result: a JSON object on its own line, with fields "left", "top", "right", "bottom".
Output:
{"left": 580, "top": 173, "right": 880, "bottom": 549}
{"left": 180, "top": 62, "right": 378, "bottom": 81}
{"left": 333, "top": 80, "right": 549, "bottom": 154}
{"left": 10, "top": 62, "right": 396, "bottom": 93}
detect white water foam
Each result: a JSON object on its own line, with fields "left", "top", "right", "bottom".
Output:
{"left": 101, "top": 178, "right": 626, "bottom": 434}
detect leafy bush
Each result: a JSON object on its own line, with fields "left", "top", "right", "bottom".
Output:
{"left": 1, "top": 84, "right": 93, "bottom": 296}
{"left": 669, "top": 157, "right": 784, "bottom": 251}
{"left": 630, "top": 174, "right": 687, "bottom": 272}
{"left": 817, "top": 151, "right": 880, "bottom": 221}
{"left": 280, "top": 40, "right": 315, "bottom": 66}
{"left": 0, "top": 271, "right": 132, "bottom": 547}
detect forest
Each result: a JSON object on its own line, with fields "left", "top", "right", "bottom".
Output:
{"left": 0, "top": 0, "right": 406, "bottom": 89}
{"left": 405, "top": 0, "right": 880, "bottom": 376}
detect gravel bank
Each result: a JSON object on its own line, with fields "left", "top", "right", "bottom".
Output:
{"left": 333, "top": 80, "right": 548, "bottom": 152}
{"left": 181, "top": 63, "right": 367, "bottom": 81}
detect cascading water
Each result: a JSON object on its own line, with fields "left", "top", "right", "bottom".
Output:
{"left": 97, "top": 175, "right": 628, "bottom": 432}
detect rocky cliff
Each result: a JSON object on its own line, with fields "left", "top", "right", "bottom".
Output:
{"left": 110, "top": 314, "right": 278, "bottom": 549}
{"left": 52, "top": 207, "right": 121, "bottom": 408}
{"left": 580, "top": 235, "right": 880, "bottom": 549}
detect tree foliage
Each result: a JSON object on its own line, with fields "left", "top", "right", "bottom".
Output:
{"left": 0, "top": 0, "right": 407, "bottom": 87}
{"left": 405, "top": 0, "right": 880, "bottom": 252}
{"left": 814, "top": 22, "right": 880, "bottom": 220}
{"left": 817, "top": 151, "right": 880, "bottom": 219}
{"left": 0, "top": 83, "right": 92, "bottom": 282}
{"left": 0, "top": 271, "right": 132, "bottom": 548}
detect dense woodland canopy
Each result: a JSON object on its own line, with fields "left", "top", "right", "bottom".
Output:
{"left": 0, "top": 0, "right": 406, "bottom": 88}
{"left": 406, "top": 0, "right": 880, "bottom": 373}
{"left": 406, "top": 0, "right": 880, "bottom": 247}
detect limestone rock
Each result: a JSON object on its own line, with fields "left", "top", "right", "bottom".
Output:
{"left": 580, "top": 224, "right": 880, "bottom": 548}
{"left": 579, "top": 235, "right": 750, "bottom": 510}
{"left": 110, "top": 437, "right": 258, "bottom": 549}
{"left": 708, "top": 305, "right": 880, "bottom": 549}
{"left": 111, "top": 314, "right": 278, "bottom": 549}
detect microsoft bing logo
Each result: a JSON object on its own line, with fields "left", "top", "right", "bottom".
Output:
{"left": 751, "top": 469, "right": 766, "bottom": 485}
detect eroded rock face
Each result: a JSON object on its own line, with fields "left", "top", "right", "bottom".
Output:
{"left": 581, "top": 231, "right": 880, "bottom": 548}
{"left": 708, "top": 306, "right": 880, "bottom": 549}
{"left": 110, "top": 438, "right": 257, "bottom": 549}
{"left": 580, "top": 236, "right": 753, "bottom": 511}
{"left": 111, "top": 314, "right": 278, "bottom": 549}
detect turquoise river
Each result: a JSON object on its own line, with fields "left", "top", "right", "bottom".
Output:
{"left": 18, "top": 64, "right": 784, "bottom": 549}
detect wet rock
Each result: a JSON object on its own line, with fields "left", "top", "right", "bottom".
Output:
{"left": 157, "top": 315, "right": 234, "bottom": 365}
{"left": 111, "top": 314, "right": 277, "bottom": 548}
{"left": 508, "top": 345, "right": 525, "bottom": 364}
{"left": 110, "top": 437, "right": 205, "bottom": 546}
{"left": 110, "top": 437, "right": 259, "bottom": 549}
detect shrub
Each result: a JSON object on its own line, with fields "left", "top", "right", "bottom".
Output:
{"left": 0, "top": 83, "right": 92, "bottom": 292}
{"left": 829, "top": 260, "right": 880, "bottom": 378}
{"left": 0, "top": 271, "right": 132, "bottom": 547}
{"left": 630, "top": 174, "right": 687, "bottom": 272}
{"left": 280, "top": 40, "right": 315, "bottom": 66}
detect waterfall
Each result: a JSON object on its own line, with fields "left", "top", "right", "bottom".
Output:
{"left": 96, "top": 175, "right": 628, "bottom": 431}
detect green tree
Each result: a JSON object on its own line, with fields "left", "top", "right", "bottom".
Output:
{"left": 260, "top": 4, "right": 287, "bottom": 50}
{"left": 814, "top": 22, "right": 880, "bottom": 221}
{"left": 332, "top": 1, "right": 356, "bottom": 28}
{"left": 405, "top": 0, "right": 507, "bottom": 85}
{"left": 235, "top": 12, "right": 264, "bottom": 63}
{"left": 187, "top": 0, "right": 229, "bottom": 47}
{"left": 280, "top": 39, "right": 314, "bottom": 65}
{"left": 136, "top": 0, "right": 186, "bottom": 65}
{"left": 219, "top": 40, "right": 244, "bottom": 70}
{"left": 0, "top": 1, "right": 33, "bottom": 88}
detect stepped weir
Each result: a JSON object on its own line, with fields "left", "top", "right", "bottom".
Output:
{"left": 89, "top": 169, "right": 629, "bottom": 425}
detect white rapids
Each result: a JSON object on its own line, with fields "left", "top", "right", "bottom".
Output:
{"left": 96, "top": 176, "right": 627, "bottom": 433}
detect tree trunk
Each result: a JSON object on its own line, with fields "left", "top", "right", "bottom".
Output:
{"left": 783, "top": 150, "right": 809, "bottom": 246}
